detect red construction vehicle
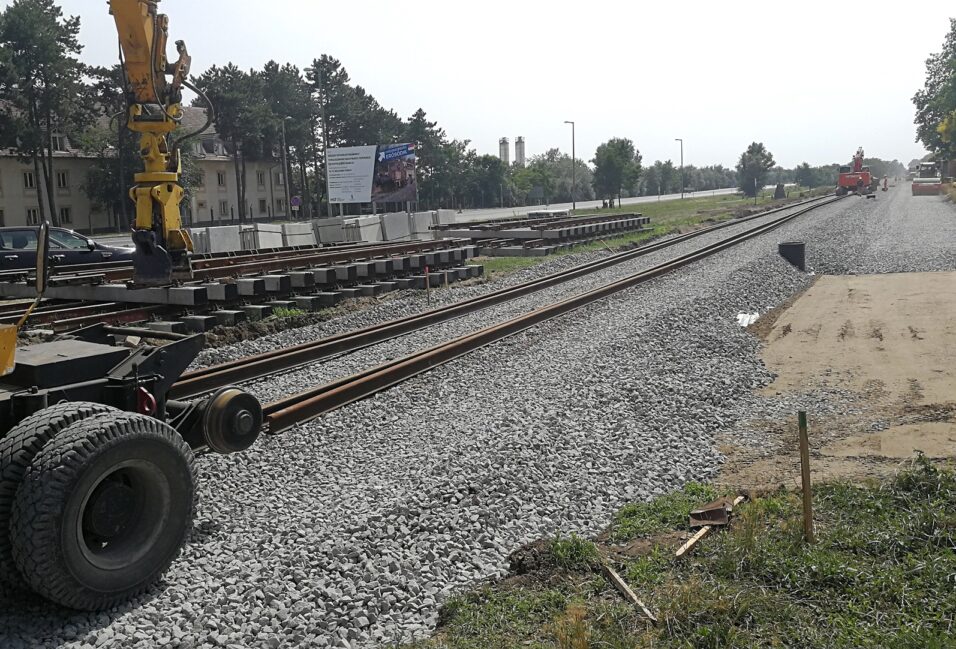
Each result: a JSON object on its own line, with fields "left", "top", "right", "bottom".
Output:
{"left": 836, "top": 147, "right": 876, "bottom": 196}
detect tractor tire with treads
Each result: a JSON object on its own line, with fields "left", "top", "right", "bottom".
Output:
{"left": 0, "top": 401, "right": 117, "bottom": 591}
{"left": 10, "top": 412, "right": 196, "bottom": 610}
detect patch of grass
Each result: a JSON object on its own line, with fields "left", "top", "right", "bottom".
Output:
{"left": 550, "top": 534, "right": 600, "bottom": 570}
{"left": 414, "top": 456, "right": 956, "bottom": 649}
{"left": 476, "top": 255, "right": 548, "bottom": 280}
{"left": 623, "top": 545, "right": 670, "bottom": 587}
{"left": 425, "top": 587, "right": 569, "bottom": 649}
{"left": 611, "top": 481, "right": 718, "bottom": 541}
{"left": 271, "top": 306, "right": 306, "bottom": 318}
{"left": 477, "top": 188, "right": 832, "bottom": 281}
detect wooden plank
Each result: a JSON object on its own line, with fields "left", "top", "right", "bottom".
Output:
{"left": 601, "top": 562, "right": 657, "bottom": 624}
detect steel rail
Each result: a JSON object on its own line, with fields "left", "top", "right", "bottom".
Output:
{"left": 262, "top": 196, "right": 834, "bottom": 434}
{"left": 170, "top": 194, "right": 838, "bottom": 401}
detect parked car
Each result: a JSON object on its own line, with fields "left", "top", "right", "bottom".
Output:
{"left": 0, "top": 227, "right": 135, "bottom": 271}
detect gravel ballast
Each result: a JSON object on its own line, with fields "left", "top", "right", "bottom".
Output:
{"left": 1, "top": 189, "right": 953, "bottom": 648}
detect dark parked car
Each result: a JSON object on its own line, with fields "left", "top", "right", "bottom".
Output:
{"left": 0, "top": 227, "right": 135, "bottom": 271}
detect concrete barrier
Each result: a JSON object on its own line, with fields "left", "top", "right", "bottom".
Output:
{"left": 282, "top": 222, "right": 316, "bottom": 247}
{"left": 380, "top": 212, "right": 412, "bottom": 241}
{"left": 240, "top": 223, "right": 284, "bottom": 250}
{"left": 312, "top": 217, "right": 346, "bottom": 244}
{"left": 206, "top": 225, "right": 242, "bottom": 253}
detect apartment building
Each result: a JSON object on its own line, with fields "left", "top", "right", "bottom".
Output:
{"left": 0, "top": 107, "right": 290, "bottom": 234}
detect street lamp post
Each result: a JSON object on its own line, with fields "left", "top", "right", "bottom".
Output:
{"left": 675, "top": 137, "right": 684, "bottom": 199}
{"left": 281, "top": 116, "right": 293, "bottom": 219}
{"left": 564, "top": 120, "right": 576, "bottom": 210}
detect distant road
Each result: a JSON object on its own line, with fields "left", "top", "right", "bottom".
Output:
{"left": 93, "top": 187, "right": 742, "bottom": 246}
{"left": 450, "top": 188, "right": 739, "bottom": 223}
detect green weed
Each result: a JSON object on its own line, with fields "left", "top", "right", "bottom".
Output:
{"left": 611, "top": 482, "right": 718, "bottom": 540}
{"left": 550, "top": 534, "right": 600, "bottom": 571}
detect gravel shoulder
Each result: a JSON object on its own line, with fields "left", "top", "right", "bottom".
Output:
{"left": 3, "top": 189, "right": 951, "bottom": 649}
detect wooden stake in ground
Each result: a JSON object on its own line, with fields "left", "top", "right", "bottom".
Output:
{"left": 601, "top": 562, "right": 657, "bottom": 624}
{"left": 798, "top": 410, "right": 815, "bottom": 543}
{"left": 424, "top": 265, "right": 431, "bottom": 306}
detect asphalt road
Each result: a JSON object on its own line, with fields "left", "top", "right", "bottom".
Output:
{"left": 449, "top": 187, "right": 739, "bottom": 223}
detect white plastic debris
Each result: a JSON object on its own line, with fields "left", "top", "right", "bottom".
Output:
{"left": 736, "top": 312, "right": 759, "bottom": 326}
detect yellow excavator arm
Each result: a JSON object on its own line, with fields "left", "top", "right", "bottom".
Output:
{"left": 109, "top": 0, "right": 195, "bottom": 287}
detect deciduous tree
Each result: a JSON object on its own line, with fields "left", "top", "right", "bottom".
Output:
{"left": 913, "top": 19, "right": 956, "bottom": 158}
{"left": 0, "top": 0, "right": 92, "bottom": 226}
{"left": 736, "top": 142, "right": 775, "bottom": 197}
{"left": 592, "top": 138, "right": 642, "bottom": 204}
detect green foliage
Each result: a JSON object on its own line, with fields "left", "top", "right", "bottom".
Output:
{"left": 591, "top": 137, "right": 642, "bottom": 202}
{"left": 794, "top": 161, "right": 814, "bottom": 188}
{"left": 550, "top": 534, "right": 599, "bottom": 570}
{"left": 271, "top": 307, "right": 306, "bottom": 319}
{"left": 417, "top": 458, "right": 956, "bottom": 649}
{"left": 434, "top": 587, "right": 568, "bottom": 649}
{"left": 736, "top": 142, "right": 775, "bottom": 197}
{"left": 0, "top": 0, "right": 93, "bottom": 225}
{"left": 611, "top": 482, "right": 718, "bottom": 540}
{"left": 192, "top": 63, "right": 273, "bottom": 221}
{"left": 913, "top": 18, "right": 956, "bottom": 157}
{"left": 528, "top": 148, "right": 595, "bottom": 203}
{"left": 624, "top": 546, "right": 670, "bottom": 587}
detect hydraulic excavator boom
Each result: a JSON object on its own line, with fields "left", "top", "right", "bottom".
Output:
{"left": 109, "top": 0, "right": 195, "bottom": 286}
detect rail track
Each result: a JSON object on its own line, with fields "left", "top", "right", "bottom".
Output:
{"left": 171, "top": 194, "right": 841, "bottom": 430}
{"left": 0, "top": 211, "right": 652, "bottom": 331}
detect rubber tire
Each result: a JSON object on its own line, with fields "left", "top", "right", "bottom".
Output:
{"left": 9, "top": 412, "right": 196, "bottom": 610}
{"left": 0, "top": 402, "right": 117, "bottom": 591}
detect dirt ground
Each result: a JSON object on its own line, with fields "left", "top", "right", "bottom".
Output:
{"left": 720, "top": 272, "right": 956, "bottom": 489}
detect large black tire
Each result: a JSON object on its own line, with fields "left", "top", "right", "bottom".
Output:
{"left": 9, "top": 412, "right": 196, "bottom": 610}
{"left": 0, "top": 402, "right": 117, "bottom": 590}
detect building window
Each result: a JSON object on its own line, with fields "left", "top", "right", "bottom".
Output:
{"left": 56, "top": 170, "right": 69, "bottom": 189}
{"left": 219, "top": 200, "right": 229, "bottom": 217}
{"left": 276, "top": 198, "right": 285, "bottom": 213}
{"left": 196, "top": 172, "right": 204, "bottom": 187}
{"left": 275, "top": 172, "right": 285, "bottom": 186}
{"left": 217, "top": 171, "right": 226, "bottom": 187}
{"left": 52, "top": 135, "right": 67, "bottom": 151}
{"left": 197, "top": 200, "right": 207, "bottom": 210}
{"left": 59, "top": 207, "right": 72, "bottom": 224}
{"left": 258, "top": 199, "right": 267, "bottom": 214}
{"left": 256, "top": 171, "right": 265, "bottom": 187}
{"left": 0, "top": 209, "right": 4, "bottom": 226}
{"left": 26, "top": 208, "right": 39, "bottom": 225}
{"left": 23, "top": 172, "right": 35, "bottom": 190}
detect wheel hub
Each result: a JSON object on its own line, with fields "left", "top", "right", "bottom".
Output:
{"left": 83, "top": 474, "right": 138, "bottom": 539}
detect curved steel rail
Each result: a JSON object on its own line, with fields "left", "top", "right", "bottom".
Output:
{"left": 259, "top": 196, "right": 839, "bottom": 433}
{"left": 170, "top": 194, "right": 838, "bottom": 400}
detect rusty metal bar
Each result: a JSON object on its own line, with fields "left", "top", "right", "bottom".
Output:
{"left": 171, "top": 195, "right": 837, "bottom": 400}
{"left": 262, "top": 196, "right": 838, "bottom": 433}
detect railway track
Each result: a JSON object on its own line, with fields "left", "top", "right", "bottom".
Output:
{"left": 172, "top": 194, "right": 841, "bottom": 428}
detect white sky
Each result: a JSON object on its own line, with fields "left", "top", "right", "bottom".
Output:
{"left": 29, "top": 1, "right": 954, "bottom": 168}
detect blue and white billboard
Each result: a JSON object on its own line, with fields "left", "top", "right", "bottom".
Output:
{"left": 327, "top": 143, "right": 417, "bottom": 204}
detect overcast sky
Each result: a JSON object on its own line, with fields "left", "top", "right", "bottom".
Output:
{"left": 35, "top": 1, "right": 954, "bottom": 168}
